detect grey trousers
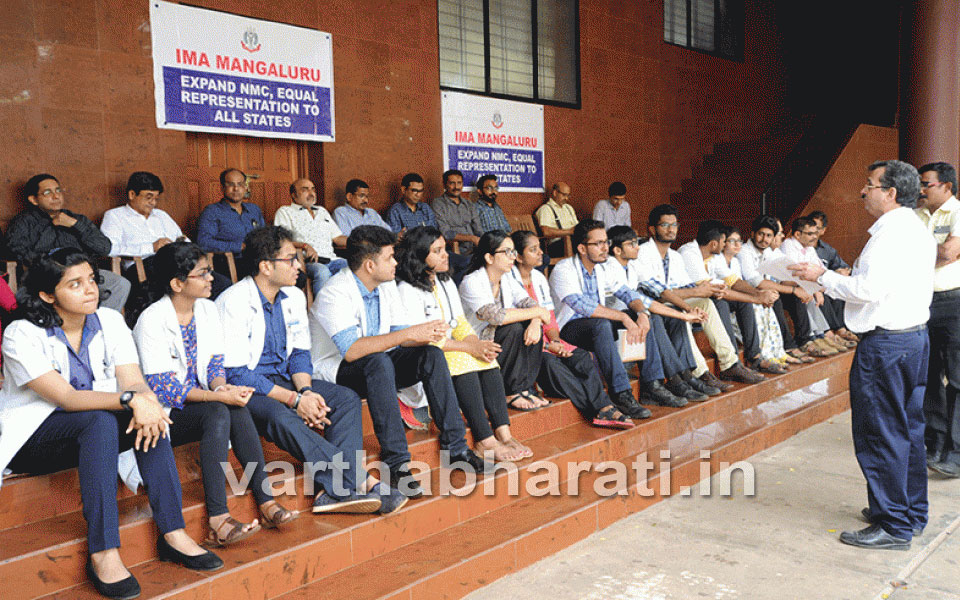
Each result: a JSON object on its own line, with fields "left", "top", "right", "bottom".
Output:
{"left": 98, "top": 269, "right": 131, "bottom": 311}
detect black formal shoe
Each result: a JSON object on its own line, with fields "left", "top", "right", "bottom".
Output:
{"left": 446, "top": 450, "right": 496, "bottom": 473}
{"left": 928, "top": 460, "right": 960, "bottom": 478}
{"left": 157, "top": 536, "right": 223, "bottom": 571}
{"left": 665, "top": 374, "right": 708, "bottom": 402}
{"left": 682, "top": 371, "right": 722, "bottom": 396}
{"left": 388, "top": 467, "right": 425, "bottom": 499}
{"left": 838, "top": 524, "right": 911, "bottom": 550}
{"left": 611, "top": 389, "right": 652, "bottom": 419}
{"left": 860, "top": 507, "right": 924, "bottom": 537}
{"left": 86, "top": 558, "right": 141, "bottom": 600}
{"left": 638, "top": 380, "right": 687, "bottom": 408}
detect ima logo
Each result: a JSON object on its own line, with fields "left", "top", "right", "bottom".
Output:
{"left": 241, "top": 29, "right": 261, "bottom": 52}
{"left": 491, "top": 111, "right": 504, "bottom": 129}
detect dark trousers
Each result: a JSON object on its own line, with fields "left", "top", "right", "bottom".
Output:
{"left": 246, "top": 374, "right": 365, "bottom": 499}
{"left": 452, "top": 367, "right": 511, "bottom": 442}
{"left": 772, "top": 298, "right": 801, "bottom": 350}
{"left": 538, "top": 348, "right": 609, "bottom": 418}
{"left": 925, "top": 289, "right": 960, "bottom": 465}
{"left": 8, "top": 410, "right": 185, "bottom": 554}
{"left": 449, "top": 253, "right": 470, "bottom": 286}
{"left": 561, "top": 317, "right": 642, "bottom": 394}
{"left": 780, "top": 293, "right": 815, "bottom": 345}
{"left": 850, "top": 329, "right": 929, "bottom": 539}
{"left": 713, "top": 299, "right": 761, "bottom": 362}
{"left": 168, "top": 401, "right": 271, "bottom": 516}
{"left": 662, "top": 314, "right": 706, "bottom": 370}
{"left": 337, "top": 346, "right": 468, "bottom": 470}
{"left": 493, "top": 321, "right": 543, "bottom": 395}
{"left": 820, "top": 295, "right": 846, "bottom": 331}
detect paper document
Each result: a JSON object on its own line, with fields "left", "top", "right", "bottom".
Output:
{"left": 757, "top": 256, "right": 822, "bottom": 294}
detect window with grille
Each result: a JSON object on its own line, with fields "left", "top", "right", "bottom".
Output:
{"left": 438, "top": 0, "right": 580, "bottom": 107}
{"left": 663, "top": 0, "right": 743, "bottom": 60}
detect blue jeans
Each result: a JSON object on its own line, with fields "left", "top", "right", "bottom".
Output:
{"left": 850, "top": 328, "right": 929, "bottom": 539}
{"left": 561, "top": 317, "right": 638, "bottom": 394}
{"left": 9, "top": 410, "right": 185, "bottom": 553}
{"left": 306, "top": 258, "right": 348, "bottom": 297}
{"left": 245, "top": 374, "right": 366, "bottom": 499}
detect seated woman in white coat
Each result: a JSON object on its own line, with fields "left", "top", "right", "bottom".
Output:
{"left": 459, "top": 231, "right": 552, "bottom": 410}
{"left": 395, "top": 227, "right": 532, "bottom": 461}
{"left": 132, "top": 242, "right": 296, "bottom": 548}
{"left": 0, "top": 248, "right": 221, "bottom": 600}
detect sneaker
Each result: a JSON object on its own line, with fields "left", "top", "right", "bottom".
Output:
{"left": 388, "top": 467, "right": 426, "bottom": 499}
{"left": 682, "top": 371, "right": 722, "bottom": 396}
{"left": 369, "top": 483, "right": 409, "bottom": 514}
{"left": 398, "top": 399, "right": 428, "bottom": 431}
{"left": 719, "top": 362, "right": 765, "bottom": 384}
{"left": 412, "top": 405, "right": 433, "bottom": 427}
{"left": 611, "top": 389, "right": 652, "bottom": 419}
{"left": 312, "top": 492, "right": 382, "bottom": 514}
{"left": 638, "top": 380, "right": 687, "bottom": 407}
{"left": 665, "top": 374, "right": 708, "bottom": 401}
{"left": 445, "top": 450, "right": 497, "bottom": 473}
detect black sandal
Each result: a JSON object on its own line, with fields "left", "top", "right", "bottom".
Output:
{"left": 506, "top": 393, "right": 538, "bottom": 411}
{"left": 592, "top": 407, "right": 635, "bottom": 430}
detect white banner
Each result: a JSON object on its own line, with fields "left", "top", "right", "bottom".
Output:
{"left": 149, "top": 1, "right": 335, "bottom": 141}
{"left": 441, "top": 92, "right": 545, "bottom": 192}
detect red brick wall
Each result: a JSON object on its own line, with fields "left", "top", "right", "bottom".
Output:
{"left": 0, "top": 0, "right": 789, "bottom": 232}
{"left": 800, "top": 125, "right": 899, "bottom": 263}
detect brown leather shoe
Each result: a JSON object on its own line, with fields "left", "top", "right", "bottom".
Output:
{"left": 699, "top": 371, "right": 733, "bottom": 392}
{"left": 719, "top": 362, "right": 765, "bottom": 384}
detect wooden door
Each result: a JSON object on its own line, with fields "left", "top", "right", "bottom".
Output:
{"left": 180, "top": 133, "right": 317, "bottom": 236}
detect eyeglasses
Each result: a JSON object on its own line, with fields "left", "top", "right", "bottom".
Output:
{"left": 920, "top": 181, "right": 943, "bottom": 189}
{"left": 863, "top": 184, "right": 891, "bottom": 190}
{"left": 656, "top": 222, "right": 679, "bottom": 230}
{"left": 408, "top": 188, "right": 425, "bottom": 195}
{"left": 585, "top": 240, "right": 610, "bottom": 248}
{"left": 38, "top": 187, "right": 66, "bottom": 198}
{"left": 725, "top": 238, "right": 742, "bottom": 245}
{"left": 187, "top": 268, "right": 214, "bottom": 279}
{"left": 266, "top": 255, "right": 301, "bottom": 266}
{"left": 494, "top": 248, "right": 518, "bottom": 258}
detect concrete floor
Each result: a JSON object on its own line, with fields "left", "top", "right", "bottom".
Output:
{"left": 466, "top": 411, "right": 960, "bottom": 600}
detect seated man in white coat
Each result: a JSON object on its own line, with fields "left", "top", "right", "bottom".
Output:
{"left": 216, "top": 226, "right": 406, "bottom": 514}
{"left": 310, "top": 225, "right": 492, "bottom": 499}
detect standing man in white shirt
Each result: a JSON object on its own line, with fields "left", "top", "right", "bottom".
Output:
{"left": 915, "top": 161, "right": 960, "bottom": 477}
{"left": 592, "top": 182, "right": 631, "bottom": 229}
{"left": 792, "top": 159, "right": 935, "bottom": 550}
{"left": 274, "top": 178, "right": 347, "bottom": 296}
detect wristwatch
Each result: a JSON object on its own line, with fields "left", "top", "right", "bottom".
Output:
{"left": 119, "top": 390, "right": 135, "bottom": 412}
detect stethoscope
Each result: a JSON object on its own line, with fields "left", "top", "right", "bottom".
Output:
{"left": 432, "top": 280, "right": 460, "bottom": 328}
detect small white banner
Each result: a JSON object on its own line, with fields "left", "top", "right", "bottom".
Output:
{"left": 149, "top": 0, "right": 335, "bottom": 141}
{"left": 441, "top": 91, "right": 545, "bottom": 192}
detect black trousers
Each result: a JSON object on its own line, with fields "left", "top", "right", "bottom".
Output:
{"left": 493, "top": 321, "right": 543, "bottom": 395}
{"left": 771, "top": 298, "right": 801, "bottom": 351}
{"left": 168, "top": 401, "right": 272, "bottom": 516}
{"left": 925, "top": 289, "right": 960, "bottom": 465}
{"left": 780, "top": 293, "right": 815, "bottom": 346}
{"left": 452, "top": 367, "right": 511, "bottom": 442}
{"left": 537, "top": 348, "right": 609, "bottom": 418}
{"left": 713, "top": 299, "right": 761, "bottom": 362}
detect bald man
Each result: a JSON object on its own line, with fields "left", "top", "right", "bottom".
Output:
{"left": 536, "top": 182, "right": 579, "bottom": 257}
{"left": 274, "top": 177, "right": 348, "bottom": 294}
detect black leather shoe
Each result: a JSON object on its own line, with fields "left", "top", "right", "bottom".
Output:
{"left": 446, "top": 450, "right": 496, "bottom": 473}
{"left": 638, "top": 380, "right": 687, "bottom": 407}
{"left": 682, "top": 371, "right": 721, "bottom": 396}
{"left": 928, "top": 460, "right": 960, "bottom": 478}
{"left": 86, "top": 558, "right": 141, "bottom": 600}
{"left": 838, "top": 524, "right": 910, "bottom": 550}
{"left": 860, "top": 508, "right": 924, "bottom": 537}
{"left": 611, "top": 389, "right": 652, "bottom": 419}
{"left": 389, "top": 468, "right": 425, "bottom": 498}
{"left": 157, "top": 536, "right": 223, "bottom": 571}
{"left": 665, "top": 374, "right": 708, "bottom": 402}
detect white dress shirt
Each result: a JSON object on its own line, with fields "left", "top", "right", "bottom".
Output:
{"left": 273, "top": 203, "right": 343, "bottom": 260}
{"left": 738, "top": 240, "right": 767, "bottom": 287}
{"left": 634, "top": 239, "right": 695, "bottom": 289}
{"left": 781, "top": 238, "right": 821, "bottom": 266}
{"left": 819, "top": 207, "right": 936, "bottom": 333}
{"left": 100, "top": 204, "right": 185, "bottom": 257}
{"left": 678, "top": 241, "right": 718, "bottom": 283}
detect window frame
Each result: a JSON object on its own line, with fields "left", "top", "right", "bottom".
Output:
{"left": 663, "top": 0, "right": 744, "bottom": 63}
{"left": 437, "top": 0, "right": 582, "bottom": 109}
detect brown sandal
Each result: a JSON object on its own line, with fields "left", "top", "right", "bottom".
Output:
{"left": 258, "top": 500, "right": 298, "bottom": 529}
{"left": 204, "top": 516, "right": 261, "bottom": 547}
